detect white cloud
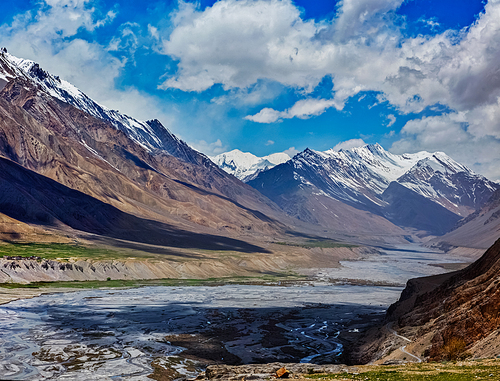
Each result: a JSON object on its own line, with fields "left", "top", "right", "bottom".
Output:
{"left": 245, "top": 107, "right": 282, "bottom": 123}
{"left": 161, "top": 0, "right": 325, "bottom": 92}
{"left": 148, "top": 24, "right": 160, "bottom": 40}
{"left": 332, "top": 138, "right": 367, "bottom": 151}
{"left": 190, "top": 139, "right": 229, "bottom": 156}
{"left": 419, "top": 17, "right": 440, "bottom": 30}
{"left": 332, "top": 0, "right": 404, "bottom": 42}
{"left": 386, "top": 114, "right": 396, "bottom": 127}
{"left": 159, "top": 0, "right": 408, "bottom": 107}
{"left": 283, "top": 146, "right": 300, "bottom": 157}
{"left": 245, "top": 98, "right": 340, "bottom": 123}
{"left": 160, "top": 0, "right": 500, "bottom": 117}
{"left": 265, "top": 140, "right": 275, "bottom": 146}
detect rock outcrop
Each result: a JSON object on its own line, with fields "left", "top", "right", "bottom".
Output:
{"left": 386, "top": 237, "right": 500, "bottom": 361}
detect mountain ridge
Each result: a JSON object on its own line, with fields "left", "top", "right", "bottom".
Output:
{"left": 0, "top": 49, "right": 300, "bottom": 246}
{"left": 247, "top": 143, "right": 499, "bottom": 235}
{"left": 0, "top": 50, "right": 210, "bottom": 167}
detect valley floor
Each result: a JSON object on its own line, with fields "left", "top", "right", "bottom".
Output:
{"left": 0, "top": 243, "right": 481, "bottom": 380}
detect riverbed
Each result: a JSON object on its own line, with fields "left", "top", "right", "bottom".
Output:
{"left": 0, "top": 244, "right": 468, "bottom": 380}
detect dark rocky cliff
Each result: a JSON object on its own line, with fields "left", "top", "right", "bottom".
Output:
{"left": 387, "top": 237, "right": 500, "bottom": 361}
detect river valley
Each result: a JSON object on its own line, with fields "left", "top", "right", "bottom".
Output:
{"left": 0, "top": 245, "right": 470, "bottom": 380}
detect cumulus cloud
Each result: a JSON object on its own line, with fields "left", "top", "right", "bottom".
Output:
{"left": 265, "top": 140, "right": 275, "bottom": 146}
{"left": 160, "top": 0, "right": 500, "bottom": 119}
{"left": 244, "top": 108, "right": 282, "bottom": 124}
{"left": 332, "top": 139, "right": 367, "bottom": 151}
{"left": 160, "top": 0, "right": 324, "bottom": 92}
{"left": 159, "top": 0, "right": 408, "bottom": 108}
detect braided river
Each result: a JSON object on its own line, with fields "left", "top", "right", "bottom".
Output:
{"left": 0, "top": 244, "right": 468, "bottom": 380}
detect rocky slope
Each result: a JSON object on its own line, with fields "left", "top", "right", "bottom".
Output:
{"left": 384, "top": 237, "right": 500, "bottom": 361}
{"left": 0, "top": 50, "right": 204, "bottom": 164}
{"left": 431, "top": 188, "right": 500, "bottom": 249}
{"left": 248, "top": 144, "right": 498, "bottom": 235}
{"left": 0, "top": 49, "right": 303, "bottom": 250}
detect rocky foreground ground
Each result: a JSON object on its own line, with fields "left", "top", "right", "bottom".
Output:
{"left": 185, "top": 359, "right": 500, "bottom": 380}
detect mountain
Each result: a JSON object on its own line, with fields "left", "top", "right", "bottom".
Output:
{"left": 385, "top": 237, "right": 500, "bottom": 361}
{"left": 430, "top": 188, "right": 500, "bottom": 249}
{"left": 0, "top": 49, "right": 297, "bottom": 250}
{"left": 396, "top": 153, "right": 496, "bottom": 216}
{"left": 210, "top": 149, "right": 290, "bottom": 182}
{"left": 248, "top": 144, "right": 499, "bottom": 235}
{"left": 0, "top": 49, "right": 209, "bottom": 166}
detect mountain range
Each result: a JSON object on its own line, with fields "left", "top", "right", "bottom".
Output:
{"left": 1, "top": 48, "right": 499, "bottom": 251}
{"left": 235, "top": 144, "right": 499, "bottom": 236}
{"left": 2, "top": 49, "right": 500, "bottom": 371}
{"left": 0, "top": 49, "right": 297, "bottom": 252}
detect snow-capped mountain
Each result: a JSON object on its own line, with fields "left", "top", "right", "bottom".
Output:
{"left": 0, "top": 48, "right": 291, "bottom": 243}
{"left": 0, "top": 49, "right": 204, "bottom": 165}
{"left": 248, "top": 143, "right": 499, "bottom": 235}
{"left": 210, "top": 149, "right": 290, "bottom": 182}
{"left": 396, "top": 153, "right": 497, "bottom": 216}
{"left": 289, "top": 144, "right": 430, "bottom": 206}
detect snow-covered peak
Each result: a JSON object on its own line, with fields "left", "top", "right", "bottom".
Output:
{"left": 264, "top": 142, "right": 499, "bottom": 216}
{"left": 211, "top": 149, "right": 290, "bottom": 181}
{"left": 319, "top": 143, "right": 431, "bottom": 183}
{"left": 0, "top": 49, "right": 201, "bottom": 162}
{"left": 399, "top": 153, "right": 474, "bottom": 185}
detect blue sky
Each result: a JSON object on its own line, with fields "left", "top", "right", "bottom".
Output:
{"left": 1, "top": 0, "right": 499, "bottom": 180}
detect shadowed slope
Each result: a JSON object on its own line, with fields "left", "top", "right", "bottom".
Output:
{"left": 0, "top": 157, "right": 270, "bottom": 253}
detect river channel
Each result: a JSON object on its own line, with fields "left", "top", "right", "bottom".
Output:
{"left": 0, "top": 244, "right": 468, "bottom": 380}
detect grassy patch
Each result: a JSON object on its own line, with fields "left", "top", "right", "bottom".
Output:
{"left": 273, "top": 240, "right": 357, "bottom": 249}
{"left": 0, "top": 242, "right": 130, "bottom": 261}
{"left": 0, "top": 274, "right": 309, "bottom": 289}
{"left": 306, "top": 360, "right": 500, "bottom": 380}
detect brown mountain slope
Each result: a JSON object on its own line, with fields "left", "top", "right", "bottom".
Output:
{"left": 0, "top": 157, "right": 268, "bottom": 252}
{"left": 386, "top": 237, "right": 500, "bottom": 361}
{"left": 430, "top": 189, "right": 500, "bottom": 250}
{"left": 0, "top": 74, "right": 290, "bottom": 240}
{"left": 247, "top": 160, "right": 408, "bottom": 238}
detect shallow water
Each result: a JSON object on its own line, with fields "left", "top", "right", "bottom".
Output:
{"left": 0, "top": 244, "right": 465, "bottom": 380}
{"left": 313, "top": 244, "right": 468, "bottom": 285}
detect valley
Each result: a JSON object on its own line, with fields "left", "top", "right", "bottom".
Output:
{"left": 0, "top": 244, "right": 469, "bottom": 380}
{"left": 0, "top": 47, "right": 500, "bottom": 381}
